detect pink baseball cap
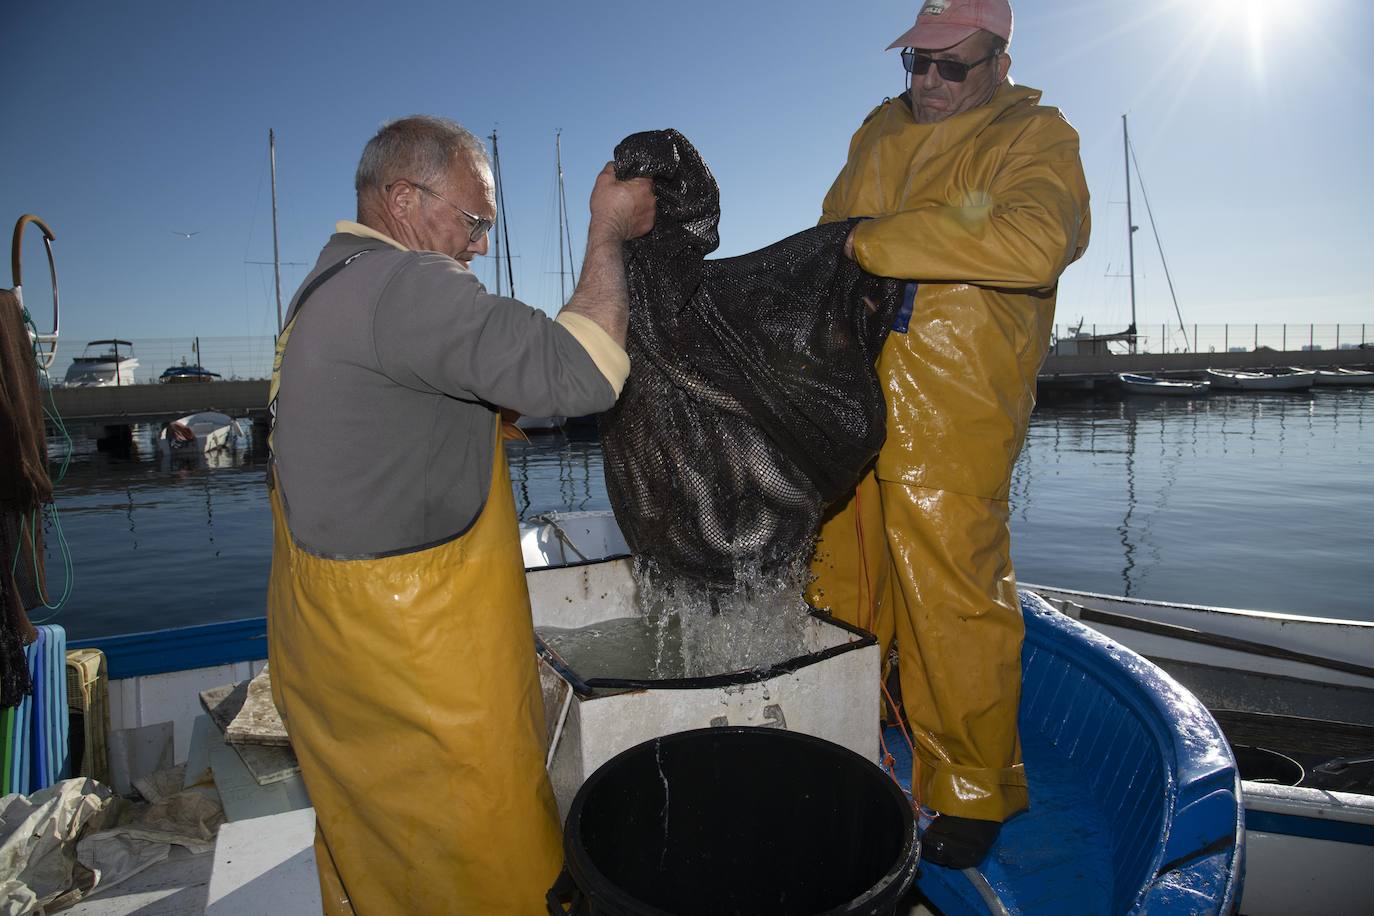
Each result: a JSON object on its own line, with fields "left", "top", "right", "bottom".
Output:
{"left": 886, "top": 0, "right": 1014, "bottom": 51}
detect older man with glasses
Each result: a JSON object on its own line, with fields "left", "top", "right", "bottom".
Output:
{"left": 808, "top": 0, "right": 1091, "bottom": 868}
{"left": 266, "top": 115, "right": 653, "bottom": 914}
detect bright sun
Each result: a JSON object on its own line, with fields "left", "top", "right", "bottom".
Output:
{"left": 1200, "top": 0, "right": 1286, "bottom": 80}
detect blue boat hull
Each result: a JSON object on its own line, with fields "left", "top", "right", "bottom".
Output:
{"left": 895, "top": 592, "right": 1243, "bottom": 914}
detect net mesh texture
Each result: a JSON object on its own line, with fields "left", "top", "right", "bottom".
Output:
{"left": 601, "top": 129, "right": 903, "bottom": 588}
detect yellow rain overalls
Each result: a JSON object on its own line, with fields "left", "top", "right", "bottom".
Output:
{"left": 808, "top": 82, "right": 1091, "bottom": 822}
{"left": 266, "top": 266, "right": 562, "bottom": 914}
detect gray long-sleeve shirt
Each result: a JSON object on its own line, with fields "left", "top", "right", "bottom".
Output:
{"left": 272, "top": 228, "right": 621, "bottom": 558}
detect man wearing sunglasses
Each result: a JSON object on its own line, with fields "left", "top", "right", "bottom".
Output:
{"left": 267, "top": 115, "right": 653, "bottom": 914}
{"left": 809, "top": 0, "right": 1090, "bottom": 869}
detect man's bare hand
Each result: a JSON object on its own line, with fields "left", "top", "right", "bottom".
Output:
{"left": 843, "top": 227, "right": 857, "bottom": 260}
{"left": 588, "top": 164, "right": 656, "bottom": 242}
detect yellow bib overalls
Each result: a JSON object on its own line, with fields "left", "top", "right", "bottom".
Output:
{"left": 266, "top": 256, "right": 562, "bottom": 914}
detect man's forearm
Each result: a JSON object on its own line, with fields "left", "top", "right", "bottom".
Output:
{"left": 559, "top": 227, "right": 629, "bottom": 348}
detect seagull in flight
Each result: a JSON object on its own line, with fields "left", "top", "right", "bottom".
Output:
{"left": 172, "top": 230, "right": 200, "bottom": 238}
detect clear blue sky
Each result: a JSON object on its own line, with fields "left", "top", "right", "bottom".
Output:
{"left": 4, "top": 0, "right": 1371, "bottom": 355}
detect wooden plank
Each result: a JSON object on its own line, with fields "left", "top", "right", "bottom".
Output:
{"left": 224, "top": 667, "right": 289, "bottom": 747}
{"left": 232, "top": 742, "right": 301, "bottom": 787}
{"left": 199, "top": 682, "right": 247, "bottom": 736}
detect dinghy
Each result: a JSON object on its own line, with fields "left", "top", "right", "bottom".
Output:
{"left": 67, "top": 554, "right": 1243, "bottom": 916}
{"left": 1312, "top": 367, "right": 1374, "bottom": 387}
{"left": 1027, "top": 583, "right": 1374, "bottom": 916}
{"left": 1118, "top": 372, "right": 1210, "bottom": 397}
{"left": 1205, "top": 367, "right": 1315, "bottom": 391}
{"left": 156, "top": 411, "right": 248, "bottom": 455}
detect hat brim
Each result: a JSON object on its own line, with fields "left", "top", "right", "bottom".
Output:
{"left": 886, "top": 20, "right": 982, "bottom": 51}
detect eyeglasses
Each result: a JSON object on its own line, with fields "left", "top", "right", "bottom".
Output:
{"left": 385, "top": 179, "right": 495, "bottom": 243}
{"left": 900, "top": 48, "right": 1000, "bottom": 83}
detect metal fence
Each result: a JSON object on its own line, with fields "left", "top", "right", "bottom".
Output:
{"left": 41, "top": 323, "right": 1373, "bottom": 385}
{"left": 1052, "top": 323, "right": 1370, "bottom": 356}
{"left": 45, "top": 336, "right": 277, "bottom": 385}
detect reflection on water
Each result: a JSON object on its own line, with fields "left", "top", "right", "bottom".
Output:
{"left": 39, "top": 423, "right": 272, "bottom": 639}
{"left": 1015, "top": 390, "right": 1373, "bottom": 619}
{"left": 507, "top": 437, "right": 610, "bottom": 519}
{"left": 37, "top": 390, "right": 1374, "bottom": 639}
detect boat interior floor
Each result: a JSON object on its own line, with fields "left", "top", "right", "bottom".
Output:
{"left": 1210, "top": 709, "right": 1374, "bottom": 795}
{"left": 1146, "top": 656, "right": 1374, "bottom": 795}
{"left": 884, "top": 724, "right": 1117, "bottom": 913}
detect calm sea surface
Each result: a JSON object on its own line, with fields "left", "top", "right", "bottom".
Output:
{"left": 34, "top": 388, "right": 1373, "bottom": 640}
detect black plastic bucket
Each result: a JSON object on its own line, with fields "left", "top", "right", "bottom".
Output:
{"left": 548, "top": 727, "right": 919, "bottom": 916}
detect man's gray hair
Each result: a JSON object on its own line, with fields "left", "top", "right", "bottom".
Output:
{"left": 355, "top": 115, "right": 490, "bottom": 196}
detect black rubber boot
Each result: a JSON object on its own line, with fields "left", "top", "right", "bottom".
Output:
{"left": 921, "top": 814, "right": 1002, "bottom": 869}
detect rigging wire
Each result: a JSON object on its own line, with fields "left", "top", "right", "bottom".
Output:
{"left": 1127, "top": 138, "right": 1191, "bottom": 352}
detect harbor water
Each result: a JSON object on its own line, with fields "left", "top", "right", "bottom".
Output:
{"left": 34, "top": 388, "right": 1374, "bottom": 640}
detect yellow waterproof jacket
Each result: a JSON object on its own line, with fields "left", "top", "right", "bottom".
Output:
{"left": 822, "top": 82, "right": 1091, "bottom": 498}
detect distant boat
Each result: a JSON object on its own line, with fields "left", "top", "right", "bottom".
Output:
{"left": 158, "top": 365, "right": 222, "bottom": 384}
{"left": 159, "top": 337, "right": 221, "bottom": 383}
{"left": 1312, "top": 367, "right": 1374, "bottom": 387}
{"left": 63, "top": 339, "right": 138, "bottom": 387}
{"left": 1118, "top": 372, "right": 1209, "bottom": 397}
{"left": 514, "top": 414, "right": 566, "bottom": 435}
{"left": 157, "top": 411, "right": 248, "bottom": 455}
{"left": 1205, "top": 368, "right": 1315, "bottom": 391}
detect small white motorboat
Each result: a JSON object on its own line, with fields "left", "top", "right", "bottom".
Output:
{"left": 1118, "top": 372, "right": 1210, "bottom": 397}
{"left": 62, "top": 339, "right": 139, "bottom": 387}
{"left": 156, "top": 411, "right": 248, "bottom": 455}
{"left": 1205, "top": 367, "right": 1316, "bottom": 391}
{"left": 1312, "top": 367, "right": 1374, "bottom": 387}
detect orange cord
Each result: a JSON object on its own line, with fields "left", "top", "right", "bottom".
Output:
{"left": 855, "top": 481, "right": 924, "bottom": 809}
{"left": 853, "top": 483, "right": 873, "bottom": 634}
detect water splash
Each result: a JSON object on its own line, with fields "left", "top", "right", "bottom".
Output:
{"left": 634, "top": 555, "right": 812, "bottom": 678}
{"left": 536, "top": 558, "right": 816, "bottom": 681}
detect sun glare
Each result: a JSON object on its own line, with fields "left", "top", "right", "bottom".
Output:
{"left": 1203, "top": 0, "right": 1284, "bottom": 81}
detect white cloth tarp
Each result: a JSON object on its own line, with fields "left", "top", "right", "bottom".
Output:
{"left": 0, "top": 769, "right": 223, "bottom": 914}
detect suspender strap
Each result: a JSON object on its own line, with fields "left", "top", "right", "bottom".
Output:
{"left": 268, "top": 249, "right": 373, "bottom": 452}
{"left": 287, "top": 249, "right": 373, "bottom": 323}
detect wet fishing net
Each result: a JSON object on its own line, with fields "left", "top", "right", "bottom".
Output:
{"left": 601, "top": 129, "right": 903, "bottom": 587}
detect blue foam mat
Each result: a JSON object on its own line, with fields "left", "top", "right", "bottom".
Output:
{"left": 3, "top": 625, "right": 68, "bottom": 796}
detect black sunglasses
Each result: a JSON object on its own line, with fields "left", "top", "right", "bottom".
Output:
{"left": 901, "top": 48, "right": 999, "bottom": 83}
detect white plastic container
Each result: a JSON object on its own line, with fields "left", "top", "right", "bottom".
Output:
{"left": 529, "top": 559, "right": 880, "bottom": 819}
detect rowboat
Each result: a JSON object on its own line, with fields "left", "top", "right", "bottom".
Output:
{"left": 1118, "top": 372, "right": 1210, "bottom": 397}
{"left": 1312, "top": 367, "right": 1374, "bottom": 387}
{"left": 155, "top": 411, "right": 249, "bottom": 455}
{"left": 518, "top": 511, "right": 1374, "bottom": 913}
{"left": 1026, "top": 583, "right": 1374, "bottom": 916}
{"left": 1205, "top": 367, "right": 1316, "bottom": 391}
{"left": 60, "top": 546, "right": 1243, "bottom": 915}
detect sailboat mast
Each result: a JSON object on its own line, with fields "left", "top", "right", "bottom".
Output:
{"left": 270, "top": 129, "right": 284, "bottom": 334}
{"left": 489, "top": 132, "right": 503, "bottom": 296}
{"left": 1122, "top": 114, "right": 1138, "bottom": 355}
{"left": 552, "top": 129, "right": 574, "bottom": 304}
{"left": 556, "top": 131, "right": 567, "bottom": 305}
{"left": 489, "top": 129, "right": 516, "bottom": 297}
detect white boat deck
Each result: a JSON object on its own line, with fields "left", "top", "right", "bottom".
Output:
{"left": 65, "top": 847, "right": 212, "bottom": 915}
{"left": 67, "top": 809, "right": 322, "bottom": 916}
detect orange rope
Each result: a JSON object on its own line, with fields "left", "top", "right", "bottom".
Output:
{"left": 858, "top": 481, "right": 924, "bottom": 809}
{"left": 853, "top": 483, "right": 873, "bottom": 634}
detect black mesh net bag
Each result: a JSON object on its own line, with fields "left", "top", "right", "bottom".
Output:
{"left": 601, "top": 129, "right": 903, "bottom": 587}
